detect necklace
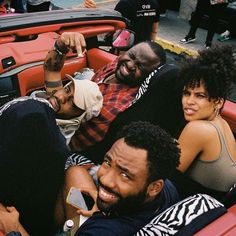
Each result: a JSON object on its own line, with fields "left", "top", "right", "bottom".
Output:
{"left": 103, "top": 74, "right": 116, "bottom": 83}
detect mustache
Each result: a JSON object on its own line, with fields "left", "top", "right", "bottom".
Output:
{"left": 98, "top": 180, "right": 121, "bottom": 199}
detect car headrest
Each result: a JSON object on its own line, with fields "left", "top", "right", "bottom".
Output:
{"left": 133, "top": 63, "right": 180, "bottom": 104}
{"left": 135, "top": 194, "right": 226, "bottom": 236}
{"left": 83, "top": 63, "right": 184, "bottom": 164}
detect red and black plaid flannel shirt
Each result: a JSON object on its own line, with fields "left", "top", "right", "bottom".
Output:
{"left": 70, "top": 59, "right": 138, "bottom": 151}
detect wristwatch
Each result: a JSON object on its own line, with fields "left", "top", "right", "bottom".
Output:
{"left": 6, "top": 232, "right": 22, "bottom": 236}
{"left": 53, "top": 40, "right": 69, "bottom": 55}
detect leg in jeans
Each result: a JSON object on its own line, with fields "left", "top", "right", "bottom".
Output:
{"left": 228, "top": 11, "right": 236, "bottom": 36}
{"left": 206, "top": 3, "right": 228, "bottom": 45}
{"left": 217, "top": 6, "right": 234, "bottom": 38}
{"left": 27, "top": 1, "right": 50, "bottom": 12}
{"left": 187, "top": 0, "right": 209, "bottom": 37}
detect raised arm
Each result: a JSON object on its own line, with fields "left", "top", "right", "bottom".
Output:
{"left": 151, "top": 22, "right": 158, "bottom": 41}
{"left": 43, "top": 32, "right": 87, "bottom": 93}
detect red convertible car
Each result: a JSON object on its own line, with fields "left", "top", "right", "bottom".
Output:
{"left": 0, "top": 8, "right": 235, "bottom": 235}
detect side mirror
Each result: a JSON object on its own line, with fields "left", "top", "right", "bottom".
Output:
{"left": 112, "top": 29, "right": 135, "bottom": 51}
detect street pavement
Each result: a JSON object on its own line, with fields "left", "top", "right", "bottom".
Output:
{"left": 157, "top": 10, "right": 236, "bottom": 56}
{"left": 98, "top": 0, "right": 236, "bottom": 57}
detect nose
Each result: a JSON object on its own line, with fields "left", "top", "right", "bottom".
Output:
{"left": 186, "top": 95, "right": 195, "bottom": 105}
{"left": 100, "top": 168, "right": 116, "bottom": 190}
{"left": 57, "top": 91, "right": 70, "bottom": 104}
{"left": 126, "top": 60, "right": 136, "bottom": 71}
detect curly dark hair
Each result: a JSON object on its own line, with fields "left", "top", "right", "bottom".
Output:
{"left": 116, "top": 121, "right": 180, "bottom": 182}
{"left": 179, "top": 45, "right": 236, "bottom": 101}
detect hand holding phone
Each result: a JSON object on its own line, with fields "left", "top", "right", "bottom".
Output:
{"left": 66, "top": 187, "right": 88, "bottom": 210}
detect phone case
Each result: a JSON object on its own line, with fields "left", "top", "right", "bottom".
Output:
{"left": 66, "top": 187, "right": 88, "bottom": 210}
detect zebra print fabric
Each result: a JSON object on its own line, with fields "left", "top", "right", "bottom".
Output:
{"left": 65, "top": 153, "right": 94, "bottom": 170}
{"left": 136, "top": 194, "right": 225, "bottom": 236}
{"left": 65, "top": 153, "right": 100, "bottom": 183}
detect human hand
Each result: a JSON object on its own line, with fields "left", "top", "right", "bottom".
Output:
{"left": 76, "top": 187, "right": 98, "bottom": 217}
{"left": 0, "top": 206, "right": 20, "bottom": 234}
{"left": 84, "top": 0, "right": 96, "bottom": 8}
{"left": 58, "top": 32, "right": 87, "bottom": 58}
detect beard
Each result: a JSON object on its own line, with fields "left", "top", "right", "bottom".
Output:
{"left": 115, "top": 62, "right": 145, "bottom": 87}
{"left": 96, "top": 180, "right": 148, "bottom": 216}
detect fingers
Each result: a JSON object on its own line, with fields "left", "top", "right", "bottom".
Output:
{"left": 79, "top": 187, "right": 98, "bottom": 201}
{"left": 77, "top": 204, "right": 98, "bottom": 217}
{"left": 84, "top": 0, "right": 96, "bottom": 8}
{"left": 6, "top": 206, "right": 17, "bottom": 213}
{"left": 75, "top": 33, "right": 87, "bottom": 57}
{"left": 77, "top": 209, "right": 94, "bottom": 217}
{"left": 6, "top": 207, "right": 19, "bottom": 219}
{"left": 60, "top": 32, "right": 87, "bottom": 57}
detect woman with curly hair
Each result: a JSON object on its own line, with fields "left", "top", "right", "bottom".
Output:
{"left": 177, "top": 45, "right": 236, "bottom": 193}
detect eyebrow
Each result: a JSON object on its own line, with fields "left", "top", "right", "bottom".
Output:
{"left": 196, "top": 92, "right": 207, "bottom": 95}
{"left": 104, "top": 154, "right": 135, "bottom": 177}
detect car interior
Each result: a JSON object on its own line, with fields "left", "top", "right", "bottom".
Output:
{"left": 0, "top": 8, "right": 236, "bottom": 236}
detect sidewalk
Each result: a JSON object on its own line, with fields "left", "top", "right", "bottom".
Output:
{"left": 157, "top": 10, "right": 236, "bottom": 56}
{"left": 99, "top": 0, "right": 236, "bottom": 57}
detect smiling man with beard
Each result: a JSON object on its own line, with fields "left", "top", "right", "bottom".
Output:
{"left": 64, "top": 121, "right": 180, "bottom": 235}
{"left": 0, "top": 121, "right": 180, "bottom": 235}
{"left": 51, "top": 32, "right": 167, "bottom": 152}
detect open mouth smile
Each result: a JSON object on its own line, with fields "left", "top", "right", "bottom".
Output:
{"left": 98, "top": 186, "right": 118, "bottom": 203}
{"left": 48, "top": 96, "right": 60, "bottom": 113}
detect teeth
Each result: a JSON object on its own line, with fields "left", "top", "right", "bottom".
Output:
{"left": 123, "top": 65, "right": 128, "bottom": 74}
{"left": 121, "top": 63, "right": 129, "bottom": 75}
{"left": 51, "top": 98, "right": 58, "bottom": 110}
{"left": 99, "top": 187, "right": 116, "bottom": 200}
{"left": 50, "top": 97, "right": 59, "bottom": 112}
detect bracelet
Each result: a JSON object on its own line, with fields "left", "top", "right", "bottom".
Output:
{"left": 6, "top": 232, "right": 22, "bottom": 236}
{"left": 53, "top": 40, "right": 69, "bottom": 55}
{"left": 45, "top": 80, "right": 63, "bottom": 88}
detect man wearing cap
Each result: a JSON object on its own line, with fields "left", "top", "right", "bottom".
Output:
{"left": 0, "top": 60, "right": 103, "bottom": 145}
{"left": 31, "top": 75, "right": 103, "bottom": 145}
{"left": 0, "top": 47, "right": 103, "bottom": 234}
{"left": 47, "top": 32, "right": 166, "bottom": 153}
{"left": 19, "top": 32, "right": 99, "bottom": 144}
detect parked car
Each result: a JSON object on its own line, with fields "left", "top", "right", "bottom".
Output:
{"left": 0, "top": 8, "right": 235, "bottom": 235}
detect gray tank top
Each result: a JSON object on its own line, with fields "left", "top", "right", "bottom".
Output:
{"left": 186, "top": 122, "right": 236, "bottom": 192}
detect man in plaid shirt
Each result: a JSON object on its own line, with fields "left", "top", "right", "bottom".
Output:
{"left": 70, "top": 58, "right": 139, "bottom": 151}
{"left": 46, "top": 32, "right": 166, "bottom": 152}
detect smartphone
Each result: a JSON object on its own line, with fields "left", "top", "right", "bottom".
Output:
{"left": 66, "top": 187, "right": 88, "bottom": 210}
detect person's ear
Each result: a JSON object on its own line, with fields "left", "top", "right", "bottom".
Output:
{"left": 214, "top": 98, "right": 224, "bottom": 109}
{"left": 147, "top": 179, "right": 164, "bottom": 198}
{"left": 213, "top": 98, "right": 224, "bottom": 115}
